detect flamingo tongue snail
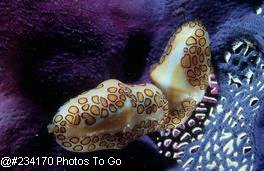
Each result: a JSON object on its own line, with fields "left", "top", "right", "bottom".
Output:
{"left": 48, "top": 79, "right": 169, "bottom": 152}
{"left": 48, "top": 21, "right": 212, "bottom": 152}
{"left": 150, "top": 21, "right": 212, "bottom": 129}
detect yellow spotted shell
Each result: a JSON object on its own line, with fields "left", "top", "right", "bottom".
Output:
{"left": 49, "top": 21, "right": 213, "bottom": 153}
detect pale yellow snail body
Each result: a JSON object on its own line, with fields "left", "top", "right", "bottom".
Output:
{"left": 150, "top": 21, "right": 212, "bottom": 128}
{"left": 49, "top": 79, "right": 169, "bottom": 152}
{"left": 48, "top": 21, "right": 212, "bottom": 152}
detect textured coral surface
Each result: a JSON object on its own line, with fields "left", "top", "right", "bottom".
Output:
{"left": 0, "top": 0, "right": 264, "bottom": 170}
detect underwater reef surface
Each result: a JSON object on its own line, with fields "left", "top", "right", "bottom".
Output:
{"left": 0, "top": 0, "right": 264, "bottom": 170}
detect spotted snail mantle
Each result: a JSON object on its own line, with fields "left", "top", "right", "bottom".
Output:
{"left": 48, "top": 21, "right": 213, "bottom": 153}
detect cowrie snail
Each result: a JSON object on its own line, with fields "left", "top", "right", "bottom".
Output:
{"left": 48, "top": 79, "right": 169, "bottom": 152}
{"left": 150, "top": 21, "right": 212, "bottom": 128}
{"left": 48, "top": 21, "right": 212, "bottom": 152}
